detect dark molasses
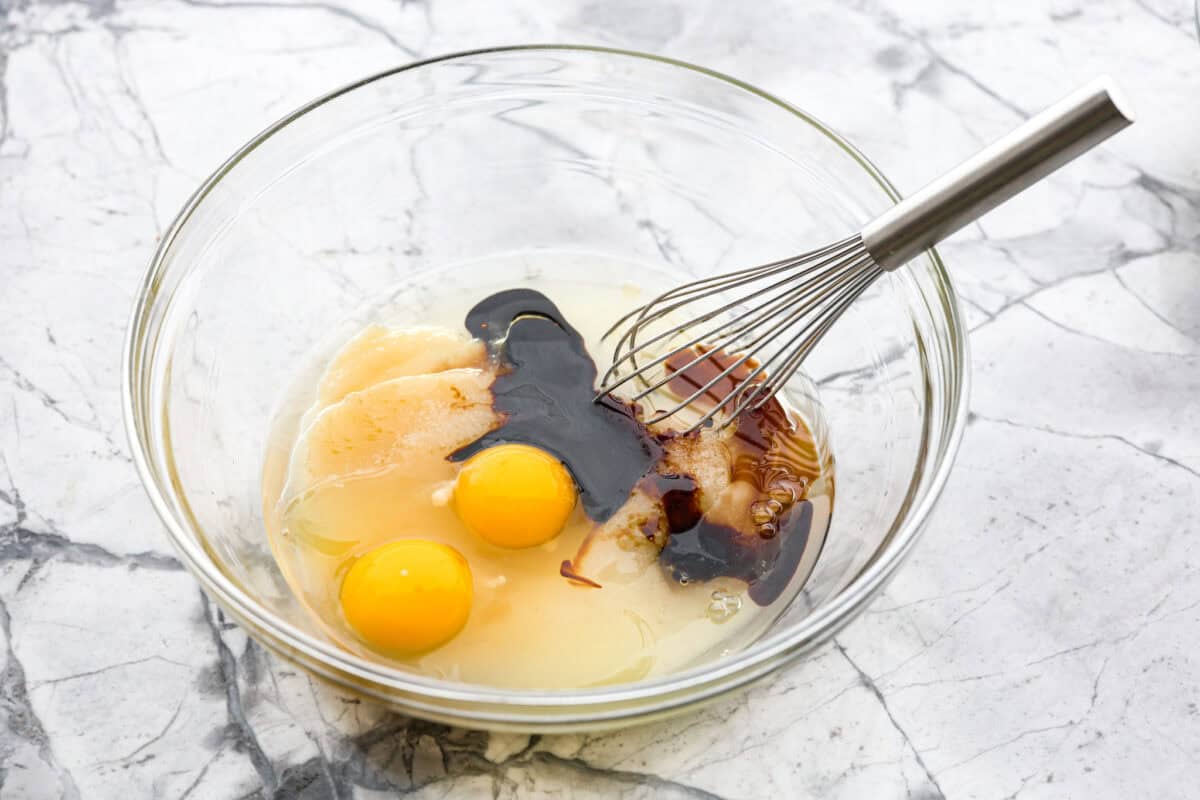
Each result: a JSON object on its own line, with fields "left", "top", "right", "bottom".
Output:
{"left": 450, "top": 289, "right": 662, "bottom": 521}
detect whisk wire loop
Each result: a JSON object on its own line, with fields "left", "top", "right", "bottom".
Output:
{"left": 598, "top": 235, "right": 863, "bottom": 395}
{"left": 690, "top": 258, "right": 883, "bottom": 430}
{"left": 597, "top": 235, "right": 881, "bottom": 432}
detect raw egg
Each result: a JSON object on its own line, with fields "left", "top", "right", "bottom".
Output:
{"left": 340, "top": 539, "right": 472, "bottom": 653}
{"left": 455, "top": 443, "right": 576, "bottom": 548}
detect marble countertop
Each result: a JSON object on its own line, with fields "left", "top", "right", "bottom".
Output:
{"left": 2, "top": 0, "right": 1199, "bottom": 797}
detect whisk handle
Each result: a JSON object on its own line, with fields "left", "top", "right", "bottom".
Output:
{"left": 861, "top": 77, "right": 1135, "bottom": 271}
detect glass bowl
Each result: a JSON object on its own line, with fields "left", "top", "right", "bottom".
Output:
{"left": 124, "top": 46, "right": 967, "bottom": 731}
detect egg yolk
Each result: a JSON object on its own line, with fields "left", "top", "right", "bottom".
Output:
{"left": 340, "top": 540, "right": 472, "bottom": 654}
{"left": 455, "top": 444, "right": 577, "bottom": 548}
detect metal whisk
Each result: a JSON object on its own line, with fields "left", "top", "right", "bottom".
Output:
{"left": 597, "top": 78, "right": 1134, "bottom": 431}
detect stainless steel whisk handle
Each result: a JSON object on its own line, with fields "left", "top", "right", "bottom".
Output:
{"left": 861, "top": 77, "right": 1136, "bottom": 271}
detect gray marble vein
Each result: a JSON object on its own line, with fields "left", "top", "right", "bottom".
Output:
{"left": 1, "top": 0, "right": 1198, "bottom": 797}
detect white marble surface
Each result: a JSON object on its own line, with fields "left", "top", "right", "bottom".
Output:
{"left": 2, "top": 0, "right": 1199, "bottom": 797}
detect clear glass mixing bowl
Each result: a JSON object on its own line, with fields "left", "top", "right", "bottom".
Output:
{"left": 124, "top": 46, "right": 967, "bottom": 731}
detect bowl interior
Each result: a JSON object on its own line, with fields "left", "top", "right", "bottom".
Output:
{"left": 130, "top": 47, "right": 963, "bottom": 717}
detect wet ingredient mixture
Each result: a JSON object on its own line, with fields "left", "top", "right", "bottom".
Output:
{"left": 263, "top": 280, "right": 834, "bottom": 689}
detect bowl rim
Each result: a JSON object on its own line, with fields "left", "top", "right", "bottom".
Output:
{"left": 123, "top": 44, "right": 969, "bottom": 723}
